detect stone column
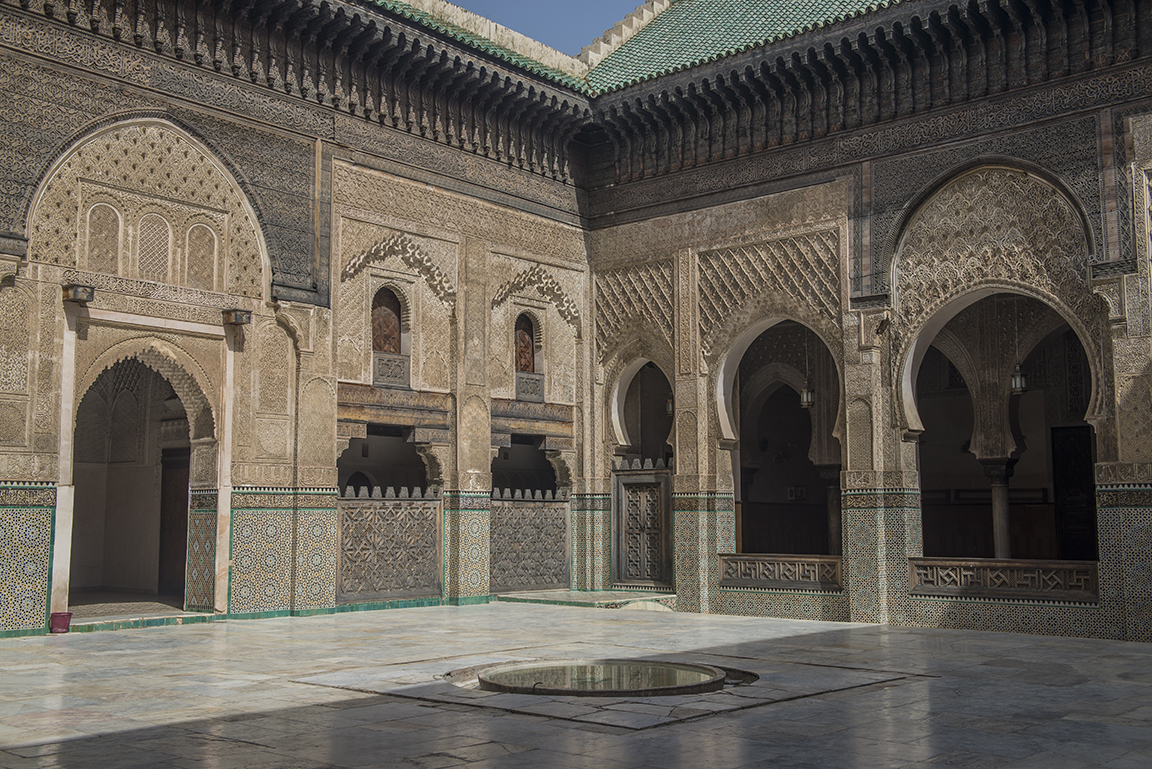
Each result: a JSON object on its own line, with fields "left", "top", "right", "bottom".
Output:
{"left": 981, "top": 460, "right": 1015, "bottom": 559}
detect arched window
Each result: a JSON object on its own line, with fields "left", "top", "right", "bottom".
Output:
{"left": 372, "top": 288, "right": 402, "bottom": 354}
{"left": 371, "top": 287, "right": 409, "bottom": 388}
{"left": 138, "top": 214, "right": 171, "bottom": 283}
{"left": 515, "top": 314, "right": 535, "bottom": 373}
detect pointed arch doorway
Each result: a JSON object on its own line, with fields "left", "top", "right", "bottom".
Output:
{"left": 68, "top": 355, "right": 217, "bottom": 618}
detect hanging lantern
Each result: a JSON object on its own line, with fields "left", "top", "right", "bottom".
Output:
{"left": 665, "top": 395, "right": 674, "bottom": 415}
{"left": 799, "top": 381, "right": 816, "bottom": 409}
{"left": 1010, "top": 363, "right": 1027, "bottom": 395}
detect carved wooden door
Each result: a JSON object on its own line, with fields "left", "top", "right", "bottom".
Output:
{"left": 614, "top": 471, "right": 671, "bottom": 585}
{"left": 624, "top": 484, "right": 666, "bottom": 581}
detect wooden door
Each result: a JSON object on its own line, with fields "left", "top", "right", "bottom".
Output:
{"left": 614, "top": 471, "right": 672, "bottom": 585}
{"left": 159, "top": 448, "right": 190, "bottom": 599}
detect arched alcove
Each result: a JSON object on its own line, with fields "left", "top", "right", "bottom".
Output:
{"left": 69, "top": 354, "right": 214, "bottom": 613}
{"left": 914, "top": 293, "right": 1098, "bottom": 561}
{"left": 613, "top": 360, "right": 674, "bottom": 464}
{"left": 733, "top": 321, "right": 841, "bottom": 555}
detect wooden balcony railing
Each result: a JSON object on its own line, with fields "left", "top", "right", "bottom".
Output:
{"left": 909, "top": 557, "right": 1098, "bottom": 602}
{"left": 719, "top": 554, "right": 842, "bottom": 591}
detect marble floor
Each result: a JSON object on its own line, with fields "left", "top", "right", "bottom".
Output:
{"left": 1, "top": 603, "right": 1150, "bottom": 768}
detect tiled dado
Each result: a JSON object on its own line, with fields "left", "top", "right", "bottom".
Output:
{"left": 442, "top": 491, "right": 490, "bottom": 601}
{"left": 186, "top": 490, "right": 217, "bottom": 612}
{"left": 229, "top": 487, "right": 338, "bottom": 616}
{"left": 842, "top": 489, "right": 921, "bottom": 625}
{"left": 0, "top": 482, "right": 55, "bottom": 635}
{"left": 570, "top": 493, "right": 610, "bottom": 590}
{"left": 673, "top": 492, "right": 734, "bottom": 614}
{"left": 1099, "top": 483, "right": 1152, "bottom": 642}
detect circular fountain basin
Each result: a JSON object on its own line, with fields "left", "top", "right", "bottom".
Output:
{"left": 476, "top": 659, "right": 727, "bottom": 697}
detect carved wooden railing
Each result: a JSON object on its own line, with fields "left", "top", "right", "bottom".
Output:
{"left": 909, "top": 558, "right": 1099, "bottom": 602}
{"left": 719, "top": 554, "right": 842, "bottom": 591}
{"left": 515, "top": 371, "right": 545, "bottom": 402}
{"left": 337, "top": 487, "right": 440, "bottom": 602}
{"left": 372, "top": 352, "right": 410, "bottom": 388}
{"left": 490, "top": 489, "right": 569, "bottom": 593}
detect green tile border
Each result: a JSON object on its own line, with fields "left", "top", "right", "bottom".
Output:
{"left": 444, "top": 595, "right": 491, "bottom": 606}
{"left": 5, "top": 596, "right": 452, "bottom": 637}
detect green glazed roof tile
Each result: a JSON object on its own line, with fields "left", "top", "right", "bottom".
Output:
{"left": 587, "top": 0, "right": 902, "bottom": 94}
{"left": 368, "top": 0, "right": 590, "bottom": 91}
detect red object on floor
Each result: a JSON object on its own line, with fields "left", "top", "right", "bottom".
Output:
{"left": 49, "top": 612, "right": 72, "bottom": 633}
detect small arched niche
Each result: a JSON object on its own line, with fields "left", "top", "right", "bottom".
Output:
{"left": 514, "top": 312, "right": 545, "bottom": 402}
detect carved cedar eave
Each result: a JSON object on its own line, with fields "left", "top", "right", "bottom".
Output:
{"left": 581, "top": 0, "right": 1148, "bottom": 186}
{"left": 9, "top": 0, "right": 593, "bottom": 181}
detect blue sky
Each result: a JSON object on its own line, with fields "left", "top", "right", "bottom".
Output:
{"left": 450, "top": 1, "right": 641, "bottom": 56}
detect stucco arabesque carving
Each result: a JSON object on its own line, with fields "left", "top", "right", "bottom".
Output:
{"left": 341, "top": 233, "right": 457, "bottom": 311}
{"left": 595, "top": 259, "right": 674, "bottom": 353}
{"left": 491, "top": 264, "right": 582, "bottom": 335}
{"left": 893, "top": 167, "right": 1107, "bottom": 430}
{"left": 697, "top": 228, "right": 842, "bottom": 367}
{"left": 76, "top": 337, "right": 218, "bottom": 445}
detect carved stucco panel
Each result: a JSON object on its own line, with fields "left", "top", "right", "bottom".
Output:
{"left": 0, "top": 283, "right": 32, "bottom": 395}
{"left": 596, "top": 259, "right": 674, "bottom": 354}
{"left": 847, "top": 398, "right": 874, "bottom": 472}
{"left": 335, "top": 217, "right": 458, "bottom": 391}
{"left": 698, "top": 227, "right": 842, "bottom": 362}
{"left": 489, "top": 254, "right": 583, "bottom": 405}
{"left": 459, "top": 395, "right": 490, "bottom": 491}
{"left": 1117, "top": 374, "right": 1152, "bottom": 462}
{"left": 333, "top": 162, "right": 586, "bottom": 265}
{"left": 894, "top": 168, "right": 1093, "bottom": 346}
{"left": 27, "top": 121, "right": 267, "bottom": 299}
{"left": 298, "top": 377, "right": 337, "bottom": 486}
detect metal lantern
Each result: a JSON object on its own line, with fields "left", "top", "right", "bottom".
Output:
{"left": 1010, "top": 363, "right": 1027, "bottom": 395}
{"left": 799, "top": 381, "right": 816, "bottom": 409}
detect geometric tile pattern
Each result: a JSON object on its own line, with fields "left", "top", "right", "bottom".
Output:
{"left": 295, "top": 500, "right": 339, "bottom": 611}
{"left": 230, "top": 507, "right": 294, "bottom": 615}
{"left": 569, "top": 493, "right": 610, "bottom": 590}
{"left": 0, "top": 483, "right": 55, "bottom": 633}
{"left": 672, "top": 492, "right": 732, "bottom": 614}
{"left": 229, "top": 488, "right": 340, "bottom": 615}
{"left": 442, "top": 491, "right": 490, "bottom": 600}
{"left": 229, "top": 488, "right": 299, "bottom": 615}
{"left": 186, "top": 490, "right": 217, "bottom": 612}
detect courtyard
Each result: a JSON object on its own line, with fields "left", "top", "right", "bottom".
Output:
{"left": 0, "top": 603, "right": 1150, "bottom": 768}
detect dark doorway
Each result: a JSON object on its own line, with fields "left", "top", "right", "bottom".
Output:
{"left": 158, "top": 448, "right": 190, "bottom": 598}
{"left": 1052, "top": 426, "right": 1098, "bottom": 560}
{"left": 740, "top": 386, "right": 828, "bottom": 554}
